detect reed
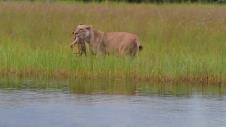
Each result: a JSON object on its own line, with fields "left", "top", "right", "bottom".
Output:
{"left": 1, "top": 2, "right": 226, "bottom": 84}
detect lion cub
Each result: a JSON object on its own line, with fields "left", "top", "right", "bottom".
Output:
{"left": 70, "top": 36, "right": 86, "bottom": 56}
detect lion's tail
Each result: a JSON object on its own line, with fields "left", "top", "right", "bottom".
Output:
{"left": 136, "top": 39, "right": 143, "bottom": 51}
{"left": 139, "top": 45, "right": 143, "bottom": 51}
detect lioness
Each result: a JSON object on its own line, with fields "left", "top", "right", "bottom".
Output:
{"left": 70, "top": 32, "right": 86, "bottom": 56}
{"left": 72, "top": 24, "right": 143, "bottom": 56}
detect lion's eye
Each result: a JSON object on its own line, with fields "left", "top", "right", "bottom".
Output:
{"left": 79, "top": 29, "right": 85, "bottom": 32}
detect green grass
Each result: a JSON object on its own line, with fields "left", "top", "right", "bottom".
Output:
{"left": 1, "top": 2, "right": 226, "bottom": 84}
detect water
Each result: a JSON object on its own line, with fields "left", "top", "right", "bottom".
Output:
{"left": 0, "top": 79, "right": 226, "bottom": 127}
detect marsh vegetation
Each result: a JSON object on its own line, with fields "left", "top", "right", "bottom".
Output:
{"left": 1, "top": 2, "right": 226, "bottom": 84}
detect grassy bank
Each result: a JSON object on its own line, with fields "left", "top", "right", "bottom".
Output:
{"left": 0, "top": 2, "right": 226, "bottom": 84}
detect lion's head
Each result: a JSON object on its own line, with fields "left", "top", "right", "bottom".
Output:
{"left": 72, "top": 24, "right": 92, "bottom": 43}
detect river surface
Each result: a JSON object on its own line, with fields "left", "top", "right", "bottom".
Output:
{"left": 0, "top": 79, "right": 226, "bottom": 127}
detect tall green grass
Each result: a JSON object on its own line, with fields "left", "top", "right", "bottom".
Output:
{"left": 0, "top": 2, "right": 226, "bottom": 84}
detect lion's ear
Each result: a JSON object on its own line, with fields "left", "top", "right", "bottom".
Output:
{"left": 86, "top": 25, "right": 92, "bottom": 30}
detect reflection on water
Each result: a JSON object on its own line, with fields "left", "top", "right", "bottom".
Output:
{"left": 0, "top": 78, "right": 225, "bottom": 96}
{"left": 0, "top": 79, "right": 226, "bottom": 127}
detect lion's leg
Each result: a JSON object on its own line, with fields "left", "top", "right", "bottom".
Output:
{"left": 81, "top": 45, "right": 86, "bottom": 56}
{"left": 78, "top": 44, "right": 83, "bottom": 56}
{"left": 83, "top": 46, "right": 87, "bottom": 56}
{"left": 90, "top": 48, "right": 96, "bottom": 55}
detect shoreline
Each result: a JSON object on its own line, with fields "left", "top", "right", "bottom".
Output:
{"left": 0, "top": 68, "right": 224, "bottom": 85}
